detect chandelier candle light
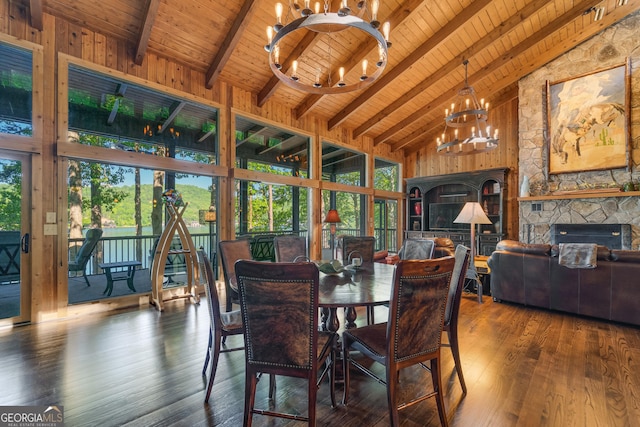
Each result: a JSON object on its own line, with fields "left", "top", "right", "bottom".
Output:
{"left": 437, "top": 60, "right": 499, "bottom": 155}
{"left": 265, "top": 0, "right": 391, "bottom": 94}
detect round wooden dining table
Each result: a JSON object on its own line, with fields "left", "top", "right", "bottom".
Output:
{"left": 318, "top": 261, "right": 395, "bottom": 332}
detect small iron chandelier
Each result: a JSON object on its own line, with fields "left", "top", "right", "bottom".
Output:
{"left": 437, "top": 60, "right": 498, "bottom": 155}
{"left": 265, "top": 0, "right": 391, "bottom": 94}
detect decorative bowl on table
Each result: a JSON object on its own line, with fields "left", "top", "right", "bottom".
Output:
{"left": 317, "top": 260, "right": 345, "bottom": 276}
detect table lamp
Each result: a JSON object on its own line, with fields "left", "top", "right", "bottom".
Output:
{"left": 323, "top": 209, "right": 341, "bottom": 260}
{"left": 454, "top": 201, "right": 492, "bottom": 288}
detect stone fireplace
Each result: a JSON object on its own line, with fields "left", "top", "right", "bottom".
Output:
{"left": 516, "top": 13, "right": 640, "bottom": 250}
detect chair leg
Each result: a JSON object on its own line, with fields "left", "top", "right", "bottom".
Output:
{"left": 367, "top": 306, "right": 375, "bottom": 324}
{"left": 268, "top": 374, "right": 276, "bottom": 399}
{"left": 431, "top": 358, "right": 449, "bottom": 427}
{"left": 202, "top": 328, "right": 212, "bottom": 376}
{"left": 204, "top": 330, "right": 222, "bottom": 403}
{"left": 83, "top": 270, "right": 91, "bottom": 287}
{"left": 447, "top": 328, "right": 467, "bottom": 395}
{"left": 328, "top": 349, "right": 336, "bottom": 408}
{"left": 308, "top": 371, "right": 318, "bottom": 427}
{"left": 387, "top": 367, "right": 400, "bottom": 427}
{"left": 341, "top": 336, "right": 351, "bottom": 405}
{"left": 244, "top": 370, "right": 258, "bottom": 427}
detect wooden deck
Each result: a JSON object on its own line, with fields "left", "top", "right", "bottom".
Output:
{"left": 1, "top": 290, "right": 639, "bottom": 426}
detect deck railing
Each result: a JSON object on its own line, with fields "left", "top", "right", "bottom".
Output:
{"left": 66, "top": 227, "right": 396, "bottom": 279}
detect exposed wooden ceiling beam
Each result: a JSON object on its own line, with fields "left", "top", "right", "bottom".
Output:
{"left": 373, "top": 0, "right": 606, "bottom": 147}
{"left": 29, "top": 0, "right": 43, "bottom": 31}
{"left": 134, "top": 0, "right": 161, "bottom": 66}
{"left": 158, "top": 101, "right": 186, "bottom": 134}
{"left": 236, "top": 125, "right": 269, "bottom": 147}
{"left": 205, "top": 0, "right": 259, "bottom": 89}
{"left": 293, "top": 0, "right": 425, "bottom": 120}
{"left": 326, "top": 0, "right": 494, "bottom": 131}
{"left": 360, "top": 0, "right": 551, "bottom": 142}
{"left": 107, "top": 84, "right": 127, "bottom": 125}
{"left": 397, "top": 1, "right": 640, "bottom": 155}
{"left": 397, "top": 85, "right": 518, "bottom": 155}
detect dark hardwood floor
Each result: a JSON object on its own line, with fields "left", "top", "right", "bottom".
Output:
{"left": 1, "top": 287, "right": 639, "bottom": 427}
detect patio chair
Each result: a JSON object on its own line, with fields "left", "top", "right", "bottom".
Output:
{"left": 197, "top": 250, "right": 244, "bottom": 403}
{"left": 68, "top": 228, "right": 103, "bottom": 286}
{"left": 342, "top": 257, "right": 456, "bottom": 427}
{"left": 235, "top": 259, "right": 337, "bottom": 427}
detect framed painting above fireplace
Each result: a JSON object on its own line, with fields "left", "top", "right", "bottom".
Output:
{"left": 546, "top": 59, "right": 630, "bottom": 174}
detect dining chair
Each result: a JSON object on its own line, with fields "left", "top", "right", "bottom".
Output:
{"left": 398, "top": 239, "right": 435, "bottom": 260}
{"left": 218, "top": 239, "right": 252, "bottom": 312}
{"left": 68, "top": 228, "right": 103, "bottom": 286}
{"left": 273, "top": 235, "right": 307, "bottom": 262}
{"left": 336, "top": 236, "right": 375, "bottom": 265}
{"left": 197, "top": 250, "right": 244, "bottom": 403}
{"left": 443, "top": 245, "right": 471, "bottom": 395}
{"left": 342, "top": 257, "right": 456, "bottom": 427}
{"left": 235, "top": 259, "right": 338, "bottom": 427}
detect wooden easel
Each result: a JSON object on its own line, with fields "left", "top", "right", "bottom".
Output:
{"left": 150, "top": 202, "right": 200, "bottom": 311}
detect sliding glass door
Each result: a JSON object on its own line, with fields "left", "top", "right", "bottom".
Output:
{"left": 0, "top": 152, "right": 29, "bottom": 323}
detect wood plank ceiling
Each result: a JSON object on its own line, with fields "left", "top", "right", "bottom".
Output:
{"left": 28, "top": 0, "right": 640, "bottom": 154}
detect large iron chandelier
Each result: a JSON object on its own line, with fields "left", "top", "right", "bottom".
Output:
{"left": 437, "top": 60, "right": 498, "bottom": 155}
{"left": 265, "top": 0, "right": 391, "bottom": 94}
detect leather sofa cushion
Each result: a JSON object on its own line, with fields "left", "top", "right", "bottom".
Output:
{"left": 496, "top": 240, "right": 551, "bottom": 255}
{"left": 610, "top": 249, "right": 640, "bottom": 262}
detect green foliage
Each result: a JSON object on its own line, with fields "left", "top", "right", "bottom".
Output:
{"left": 95, "top": 183, "right": 213, "bottom": 227}
{"left": 374, "top": 165, "right": 398, "bottom": 191}
{"left": 0, "top": 160, "right": 22, "bottom": 230}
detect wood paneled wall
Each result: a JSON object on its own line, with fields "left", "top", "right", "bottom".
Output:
{"left": 405, "top": 97, "right": 520, "bottom": 241}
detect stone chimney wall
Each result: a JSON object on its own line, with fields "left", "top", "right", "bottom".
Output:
{"left": 518, "top": 11, "right": 640, "bottom": 248}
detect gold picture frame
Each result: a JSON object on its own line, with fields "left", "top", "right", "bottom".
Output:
{"left": 546, "top": 59, "right": 630, "bottom": 174}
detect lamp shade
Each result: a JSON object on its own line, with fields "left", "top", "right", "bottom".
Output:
{"left": 323, "top": 209, "right": 341, "bottom": 224}
{"left": 453, "top": 202, "right": 492, "bottom": 225}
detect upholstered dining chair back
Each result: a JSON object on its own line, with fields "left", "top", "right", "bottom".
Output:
{"left": 342, "top": 256, "right": 456, "bottom": 427}
{"left": 273, "top": 235, "right": 307, "bottom": 262}
{"left": 197, "top": 250, "right": 244, "bottom": 403}
{"left": 336, "top": 235, "right": 375, "bottom": 264}
{"left": 218, "top": 239, "right": 252, "bottom": 312}
{"left": 235, "top": 260, "right": 337, "bottom": 426}
{"left": 443, "top": 245, "right": 471, "bottom": 395}
{"left": 398, "top": 239, "right": 435, "bottom": 260}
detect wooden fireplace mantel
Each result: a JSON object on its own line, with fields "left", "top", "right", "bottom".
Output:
{"left": 518, "top": 190, "right": 640, "bottom": 201}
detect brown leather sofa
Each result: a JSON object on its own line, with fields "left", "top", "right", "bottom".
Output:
{"left": 488, "top": 240, "right": 640, "bottom": 326}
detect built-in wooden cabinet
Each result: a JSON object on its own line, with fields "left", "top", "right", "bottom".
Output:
{"left": 405, "top": 168, "right": 508, "bottom": 256}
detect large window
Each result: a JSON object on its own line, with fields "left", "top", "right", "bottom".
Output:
{"left": 234, "top": 179, "right": 309, "bottom": 237}
{"left": 0, "top": 43, "right": 32, "bottom": 135}
{"left": 235, "top": 116, "right": 310, "bottom": 178}
{"left": 67, "top": 159, "right": 218, "bottom": 304}
{"left": 322, "top": 142, "right": 366, "bottom": 186}
{"left": 374, "top": 158, "right": 399, "bottom": 191}
{"left": 67, "top": 66, "right": 218, "bottom": 163}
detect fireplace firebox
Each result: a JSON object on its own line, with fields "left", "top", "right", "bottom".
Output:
{"left": 550, "top": 224, "right": 631, "bottom": 249}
